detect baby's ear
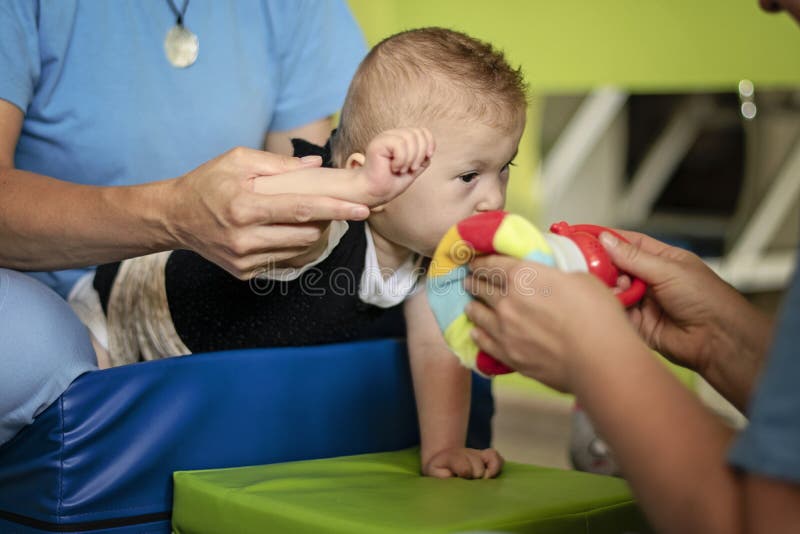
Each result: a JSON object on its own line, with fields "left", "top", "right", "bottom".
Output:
{"left": 345, "top": 152, "right": 365, "bottom": 169}
{"left": 346, "top": 152, "right": 385, "bottom": 212}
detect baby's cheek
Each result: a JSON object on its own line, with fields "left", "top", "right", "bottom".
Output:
{"left": 430, "top": 224, "right": 455, "bottom": 251}
{"left": 421, "top": 237, "right": 440, "bottom": 258}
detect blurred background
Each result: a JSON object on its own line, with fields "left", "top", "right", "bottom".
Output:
{"left": 347, "top": 0, "right": 800, "bottom": 470}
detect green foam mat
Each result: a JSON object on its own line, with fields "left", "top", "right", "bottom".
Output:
{"left": 173, "top": 448, "right": 651, "bottom": 533}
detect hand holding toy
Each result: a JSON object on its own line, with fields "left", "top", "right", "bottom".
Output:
{"left": 426, "top": 211, "right": 646, "bottom": 376}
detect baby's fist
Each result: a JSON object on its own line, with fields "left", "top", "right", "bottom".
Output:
{"left": 422, "top": 447, "right": 504, "bottom": 479}
{"left": 361, "top": 127, "right": 435, "bottom": 203}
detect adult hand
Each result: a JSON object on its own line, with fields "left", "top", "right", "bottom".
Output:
{"left": 167, "top": 147, "right": 370, "bottom": 279}
{"left": 464, "top": 256, "right": 632, "bottom": 392}
{"left": 598, "top": 231, "right": 773, "bottom": 410}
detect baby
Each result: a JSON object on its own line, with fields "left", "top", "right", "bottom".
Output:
{"left": 83, "top": 27, "right": 527, "bottom": 479}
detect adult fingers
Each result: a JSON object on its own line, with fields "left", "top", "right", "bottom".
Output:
{"left": 469, "top": 255, "right": 535, "bottom": 294}
{"left": 465, "top": 299, "right": 501, "bottom": 333}
{"left": 232, "top": 147, "right": 322, "bottom": 176}
{"left": 470, "top": 254, "right": 524, "bottom": 277}
{"left": 625, "top": 306, "right": 644, "bottom": 333}
{"left": 245, "top": 192, "right": 369, "bottom": 224}
{"left": 599, "top": 232, "right": 679, "bottom": 286}
{"left": 245, "top": 223, "right": 327, "bottom": 251}
{"left": 612, "top": 274, "right": 632, "bottom": 295}
{"left": 606, "top": 229, "right": 675, "bottom": 257}
{"left": 470, "top": 255, "right": 556, "bottom": 301}
{"left": 464, "top": 275, "right": 504, "bottom": 308}
{"left": 469, "top": 326, "right": 507, "bottom": 367}
{"left": 468, "top": 257, "right": 508, "bottom": 295}
{"left": 219, "top": 224, "right": 326, "bottom": 266}
{"left": 221, "top": 247, "right": 312, "bottom": 280}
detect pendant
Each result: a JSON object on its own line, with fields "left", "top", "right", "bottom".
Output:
{"left": 164, "top": 25, "right": 198, "bottom": 68}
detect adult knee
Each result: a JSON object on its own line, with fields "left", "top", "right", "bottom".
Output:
{"left": 0, "top": 269, "right": 97, "bottom": 445}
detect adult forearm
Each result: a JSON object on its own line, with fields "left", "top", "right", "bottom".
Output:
{"left": 572, "top": 332, "right": 744, "bottom": 534}
{"left": 0, "top": 168, "right": 175, "bottom": 270}
{"left": 703, "top": 300, "right": 773, "bottom": 413}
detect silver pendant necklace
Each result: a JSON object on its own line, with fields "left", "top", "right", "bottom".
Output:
{"left": 164, "top": 0, "right": 198, "bottom": 68}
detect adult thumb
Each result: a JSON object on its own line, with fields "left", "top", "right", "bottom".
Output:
{"left": 599, "top": 232, "right": 669, "bottom": 285}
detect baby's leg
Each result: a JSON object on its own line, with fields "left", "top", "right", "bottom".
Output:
{"left": 253, "top": 127, "right": 434, "bottom": 209}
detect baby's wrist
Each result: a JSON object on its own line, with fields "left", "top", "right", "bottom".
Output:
{"left": 420, "top": 444, "right": 459, "bottom": 465}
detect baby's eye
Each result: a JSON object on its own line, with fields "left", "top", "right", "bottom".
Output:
{"left": 499, "top": 161, "right": 515, "bottom": 180}
{"left": 459, "top": 172, "right": 479, "bottom": 183}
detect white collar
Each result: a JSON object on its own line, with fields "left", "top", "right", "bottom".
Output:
{"left": 359, "top": 221, "right": 422, "bottom": 308}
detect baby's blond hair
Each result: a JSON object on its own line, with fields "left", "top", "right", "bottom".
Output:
{"left": 333, "top": 27, "right": 527, "bottom": 166}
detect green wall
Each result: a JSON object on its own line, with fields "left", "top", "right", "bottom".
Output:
{"left": 348, "top": 0, "right": 800, "bottom": 92}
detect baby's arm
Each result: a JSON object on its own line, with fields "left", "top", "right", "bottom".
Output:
{"left": 404, "top": 290, "right": 503, "bottom": 479}
{"left": 252, "top": 128, "right": 433, "bottom": 268}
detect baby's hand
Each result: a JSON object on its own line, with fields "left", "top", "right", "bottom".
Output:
{"left": 422, "top": 447, "right": 504, "bottom": 479}
{"left": 361, "top": 127, "right": 435, "bottom": 204}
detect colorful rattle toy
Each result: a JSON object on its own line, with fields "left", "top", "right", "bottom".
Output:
{"left": 427, "top": 211, "right": 646, "bottom": 377}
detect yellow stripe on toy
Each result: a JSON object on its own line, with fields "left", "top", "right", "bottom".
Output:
{"left": 428, "top": 225, "right": 471, "bottom": 277}
{"left": 443, "top": 314, "right": 479, "bottom": 370}
{"left": 493, "top": 214, "right": 552, "bottom": 259}
{"left": 426, "top": 210, "right": 553, "bottom": 377}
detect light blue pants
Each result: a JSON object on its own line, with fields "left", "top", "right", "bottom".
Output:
{"left": 0, "top": 269, "right": 97, "bottom": 446}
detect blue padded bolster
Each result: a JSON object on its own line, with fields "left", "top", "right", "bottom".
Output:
{"left": 0, "top": 339, "right": 492, "bottom": 532}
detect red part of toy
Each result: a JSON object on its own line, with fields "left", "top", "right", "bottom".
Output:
{"left": 550, "top": 222, "right": 647, "bottom": 308}
{"left": 564, "top": 232, "right": 619, "bottom": 286}
{"left": 476, "top": 350, "right": 513, "bottom": 376}
{"left": 457, "top": 210, "right": 506, "bottom": 254}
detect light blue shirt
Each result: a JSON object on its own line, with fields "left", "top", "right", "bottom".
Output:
{"left": 729, "top": 252, "right": 800, "bottom": 483}
{"left": 0, "top": 0, "right": 366, "bottom": 297}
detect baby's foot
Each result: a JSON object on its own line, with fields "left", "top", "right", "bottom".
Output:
{"left": 359, "top": 127, "right": 435, "bottom": 205}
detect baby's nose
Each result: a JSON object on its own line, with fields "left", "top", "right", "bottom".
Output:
{"left": 475, "top": 188, "right": 505, "bottom": 213}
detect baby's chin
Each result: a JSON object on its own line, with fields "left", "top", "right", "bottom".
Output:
{"left": 391, "top": 233, "right": 432, "bottom": 258}
{"left": 385, "top": 236, "right": 432, "bottom": 260}
{"left": 415, "top": 242, "right": 437, "bottom": 259}
{"left": 416, "top": 235, "right": 451, "bottom": 259}
{"left": 401, "top": 231, "right": 446, "bottom": 259}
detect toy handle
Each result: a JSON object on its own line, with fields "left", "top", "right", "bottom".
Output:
{"left": 557, "top": 224, "right": 647, "bottom": 307}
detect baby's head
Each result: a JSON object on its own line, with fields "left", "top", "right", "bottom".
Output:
{"left": 333, "top": 28, "right": 528, "bottom": 257}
